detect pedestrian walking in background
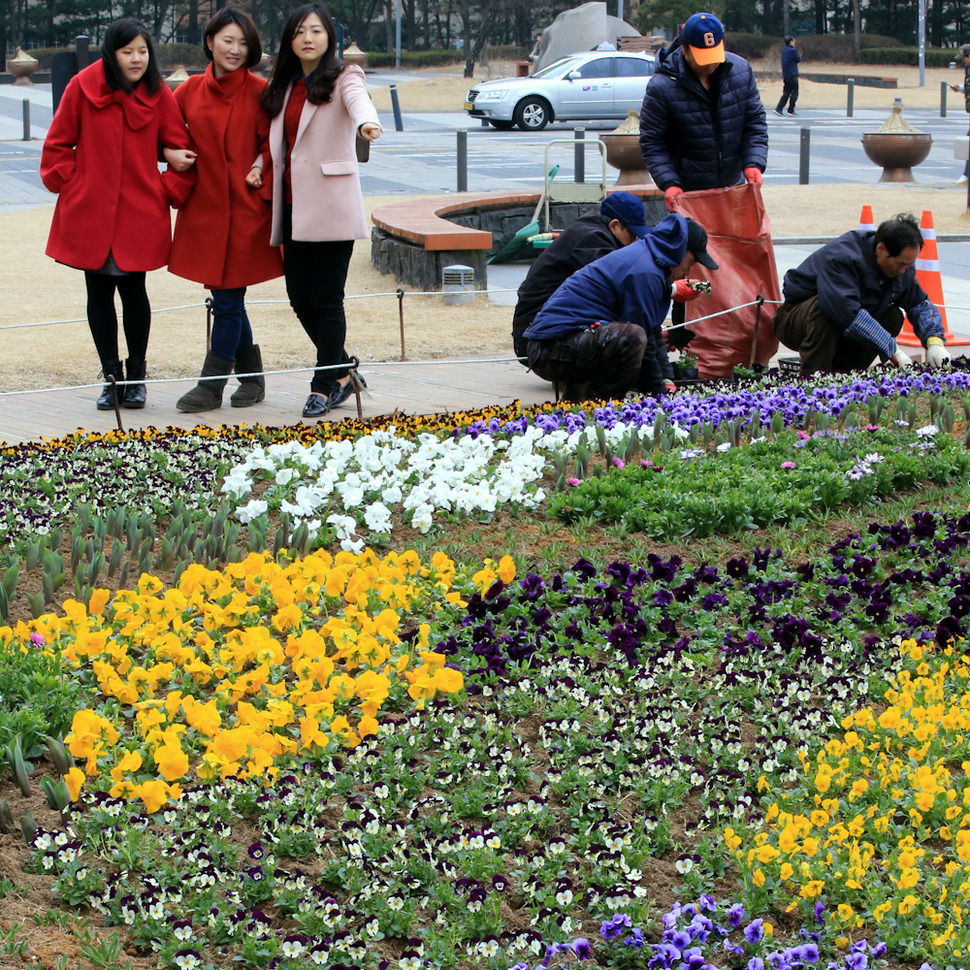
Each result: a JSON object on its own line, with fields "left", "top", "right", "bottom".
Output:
{"left": 262, "top": 2, "right": 382, "bottom": 418}
{"left": 40, "top": 17, "right": 193, "bottom": 410}
{"left": 949, "top": 44, "right": 970, "bottom": 184}
{"left": 166, "top": 6, "right": 284, "bottom": 413}
{"left": 775, "top": 36, "right": 801, "bottom": 116}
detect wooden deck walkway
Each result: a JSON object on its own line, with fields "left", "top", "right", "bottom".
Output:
{"left": 0, "top": 357, "right": 552, "bottom": 445}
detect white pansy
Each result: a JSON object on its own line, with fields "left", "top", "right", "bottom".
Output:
{"left": 236, "top": 499, "right": 268, "bottom": 524}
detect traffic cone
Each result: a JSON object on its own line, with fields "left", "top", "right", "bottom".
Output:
{"left": 896, "top": 209, "right": 969, "bottom": 347}
{"left": 859, "top": 204, "right": 875, "bottom": 232}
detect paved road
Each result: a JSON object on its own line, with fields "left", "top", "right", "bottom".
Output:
{"left": 5, "top": 72, "right": 970, "bottom": 202}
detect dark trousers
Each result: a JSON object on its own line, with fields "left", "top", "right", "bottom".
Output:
{"left": 283, "top": 231, "right": 355, "bottom": 395}
{"left": 527, "top": 322, "right": 647, "bottom": 400}
{"left": 773, "top": 296, "right": 903, "bottom": 374}
{"left": 209, "top": 287, "right": 254, "bottom": 360}
{"left": 84, "top": 271, "right": 150, "bottom": 365}
{"left": 776, "top": 76, "right": 798, "bottom": 113}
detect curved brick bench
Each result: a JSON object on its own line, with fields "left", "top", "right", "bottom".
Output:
{"left": 370, "top": 188, "right": 664, "bottom": 291}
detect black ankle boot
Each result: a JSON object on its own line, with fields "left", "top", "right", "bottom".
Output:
{"left": 123, "top": 358, "right": 147, "bottom": 409}
{"left": 177, "top": 352, "right": 234, "bottom": 412}
{"left": 96, "top": 359, "right": 125, "bottom": 411}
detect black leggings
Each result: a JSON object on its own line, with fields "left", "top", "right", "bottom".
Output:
{"left": 84, "top": 271, "right": 151, "bottom": 364}
{"left": 283, "top": 237, "right": 355, "bottom": 394}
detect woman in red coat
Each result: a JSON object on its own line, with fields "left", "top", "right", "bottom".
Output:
{"left": 168, "top": 7, "right": 283, "bottom": 412}
{"left": 41, "top": 18, "right": 193, "bottom": 410}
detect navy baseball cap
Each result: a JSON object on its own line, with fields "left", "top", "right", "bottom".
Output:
{"left": 600, "top": 192, "right": 650, "bottom": 239}
{"left": 682, "top": 12, "right": 725, "bottom": 66}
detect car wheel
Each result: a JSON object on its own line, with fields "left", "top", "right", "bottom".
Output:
{"left": 488, "top": 119, "right": 515, "bottom": 130}
{"left": 514, "top": 97, "right": 551, "bottom": 131}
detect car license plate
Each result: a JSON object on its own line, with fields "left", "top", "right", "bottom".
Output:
{"left": 463, "top": 101, "right": 473, "bottom": 110}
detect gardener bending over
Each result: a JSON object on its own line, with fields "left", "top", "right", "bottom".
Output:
{"left": 522, "top": 213, "right": 717, "bottom": 402}
{"left": 773, "top": 213, "right": 950, "bottom": 375}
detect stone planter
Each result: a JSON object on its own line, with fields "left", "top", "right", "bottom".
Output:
{"left": 861, "top": 103, "right": 932, "bottom": 182}
{"left": 8, "top": 47, "right": 39, "bottom": 86}
{"left": 599, "top": 111, "right": 654, "bottom": 187}
{"left": 341, "top": 43, "right": 368, "bottom": 69}
{"left": 164, "top": 66, "right": 189, "bottom": 91}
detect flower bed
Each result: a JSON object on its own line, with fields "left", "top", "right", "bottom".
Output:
{"left": 2, "top": 368, "right": 970, "bottom": 969}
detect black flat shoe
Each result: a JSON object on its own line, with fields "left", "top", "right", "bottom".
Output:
{"left": 327, "top": 371, "right": 367, "bottom": 409}
{"left": 302, "top": 393, "right": 331, "bottom": 418}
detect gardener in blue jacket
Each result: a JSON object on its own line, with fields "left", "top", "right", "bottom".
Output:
{"left": 522, "top": 213, "right": 718, "bottom": 402}
{"left": 774, "top": 36, "right": 801, "bottom": 116}
{"left": 773, "top": 213, "right": 950, "bottom": 374}
{"left": 639, "top": 12, "right": 768, "bottom": 210}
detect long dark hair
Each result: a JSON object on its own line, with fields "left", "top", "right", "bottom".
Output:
{"left": 262, "top": 3, "right": 343, "bottom": 117}
{"left": 101, "top": 18, "right": 163, "bottom": 94}
{"left": 204, "top": 6, "right": 263, "bottom": 70}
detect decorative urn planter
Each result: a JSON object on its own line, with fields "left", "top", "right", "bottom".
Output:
{"left": 8, "top": 47, "right": 39, "bottom": 86}
{"left": 164, "top": 66, "right": 189, "bottom": 91}
{"left": 598, "top": 111, "right": 654, "bottom": 187}
{"left": 861, "top": 102, "right": 932, "bottom": 182}
{"left": 341, "top": 42, "right": 368, "bottom": 69}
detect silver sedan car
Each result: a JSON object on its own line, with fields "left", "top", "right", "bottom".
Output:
{"left": 464, "top": 50, "right": 655, "bottom": 131}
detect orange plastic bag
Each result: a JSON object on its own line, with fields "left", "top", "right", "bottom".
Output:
{"left": 672, "top": 183, "right": 780, "bottom": 379}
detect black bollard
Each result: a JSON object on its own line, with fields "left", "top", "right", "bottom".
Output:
{"left": 941, "top": 80, "right": 948, "bottom": 118}
{"left": 457, "top": 129, "right": 468, "bottom": 192}
{"left": 22, "top": 100, "right": 30, "bottom": 141}
{"left": 389, "top": 83, "right": 404, "bottom": 132}
{"left": 799, "top": 127, "right": 810, "bottom": 184}
{"left": 574, "top": 127, "right": 585, "bottom": 183}
{"left": 846, "top": 79, "right": 854, "bottom": 118}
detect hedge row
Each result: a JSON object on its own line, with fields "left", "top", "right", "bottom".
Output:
{"left": 859, "top": 46, "right": 965, "bottom": 66}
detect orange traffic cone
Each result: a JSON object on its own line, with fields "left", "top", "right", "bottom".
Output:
{"left": 896, "top": 210, "right": 969, "bottom": 347}
{"left": 859, "top": 204, "right": 875, "bottom": 232}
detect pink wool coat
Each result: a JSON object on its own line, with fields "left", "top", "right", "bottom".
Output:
{"left": 168, "top": 65, "right": 283, "bottom": 289}
{"left": 41, "top": 60, "right": 191, "bottom": 272}
{"left": 266, "top": 64, "right": 381, "bottom": 246}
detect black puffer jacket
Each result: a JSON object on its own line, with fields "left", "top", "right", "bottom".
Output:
{"left": 638, "top": 41, "right": 768, "bottom": 192}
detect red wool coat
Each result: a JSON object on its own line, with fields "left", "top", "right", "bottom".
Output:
{"left": 168, "top": 66, "right": 283, "bottom": 289}
{"left": 41, "top": 60, "right": 191, "bottom": 272}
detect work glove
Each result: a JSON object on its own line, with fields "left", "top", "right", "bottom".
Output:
{"left": 664, "top": 380, "right": 678, "bottom": 394}
{"left": 743, "top": 167, "right": 763, "bottom": 186}
{"left": 926, "top": 336, "right": 951, "bottom": 368}
{"left": 664, "top": 185, "right": 684, "bottom": 210}
{"left": 891, "top": 348, "right": 913, "bottom": 370}
{"left": 670, "top": 279, "right": 705, "bottom": 303}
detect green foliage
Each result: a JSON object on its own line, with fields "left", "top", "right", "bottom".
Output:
{"left": 859, "top": 46, "right": 960, "bottom": 66}
{"left": 795, "top": 33, "right": 904, "bottom": 62}
{"left": 366, "top": 49, "right": 466, "bottom": 68}
{"left": 725, "top": 32, "right": 783, "bottom": 60}
{"left": 0, "top": 638, "right": 86, "bottom": 759}
{"left": 548, "top": 428, "right": 970, "bottom": 541}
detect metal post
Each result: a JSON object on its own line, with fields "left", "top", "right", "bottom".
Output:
{"left": 397, "top": 288, "right": 406, "bottom": 361}
{"left": 389, "top": 84, "right": 404, "bottom": 131}
{"left": 574, "top": 127, "right": 585, "bottom": 184}
{"left": 75, "top": 34, "right": 89, "bottom": 69}
{"left": 941, "top": 80, "right": 948, "bottom": 118}
{"left": 456, "top": 129, "right": 468, "bottom": 192}
{"left": 846, "top": 79, "right": 854, "bottom": 117}
{"left": 22, "top": 100, "right": 29, "bottom": 141}
{"left": 799, "top": 127, "right": 810, "bottom": 184}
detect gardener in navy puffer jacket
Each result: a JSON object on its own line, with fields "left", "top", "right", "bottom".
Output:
{"left": 639, "top": 12, "right": 768, "bottom": 210}
{"left": 522, "top": 213, "right": 718, "bottom": 402}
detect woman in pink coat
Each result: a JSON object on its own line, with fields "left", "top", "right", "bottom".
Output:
{"left": 168, "top": 7, "right": 283, "bottom": 412}
{"left": 262, "top": 3, "right": 382, "bottom": 418}
{"left": 41, "top": 18, "right": 193, "bottom": 410}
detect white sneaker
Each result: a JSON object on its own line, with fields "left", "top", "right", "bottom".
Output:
{"left": 956, "top": 175, "right": 969, "bottom": 184}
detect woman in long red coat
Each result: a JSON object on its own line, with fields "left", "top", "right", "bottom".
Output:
{"left": 41, "top": 17, "right": 193, "bottom": 410}
{"left": 168, "top": 7, "right": 283, "bottom": 412}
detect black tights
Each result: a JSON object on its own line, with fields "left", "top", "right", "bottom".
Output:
{"left": 84, "top": 271, "right": 151, "bottom": 365}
